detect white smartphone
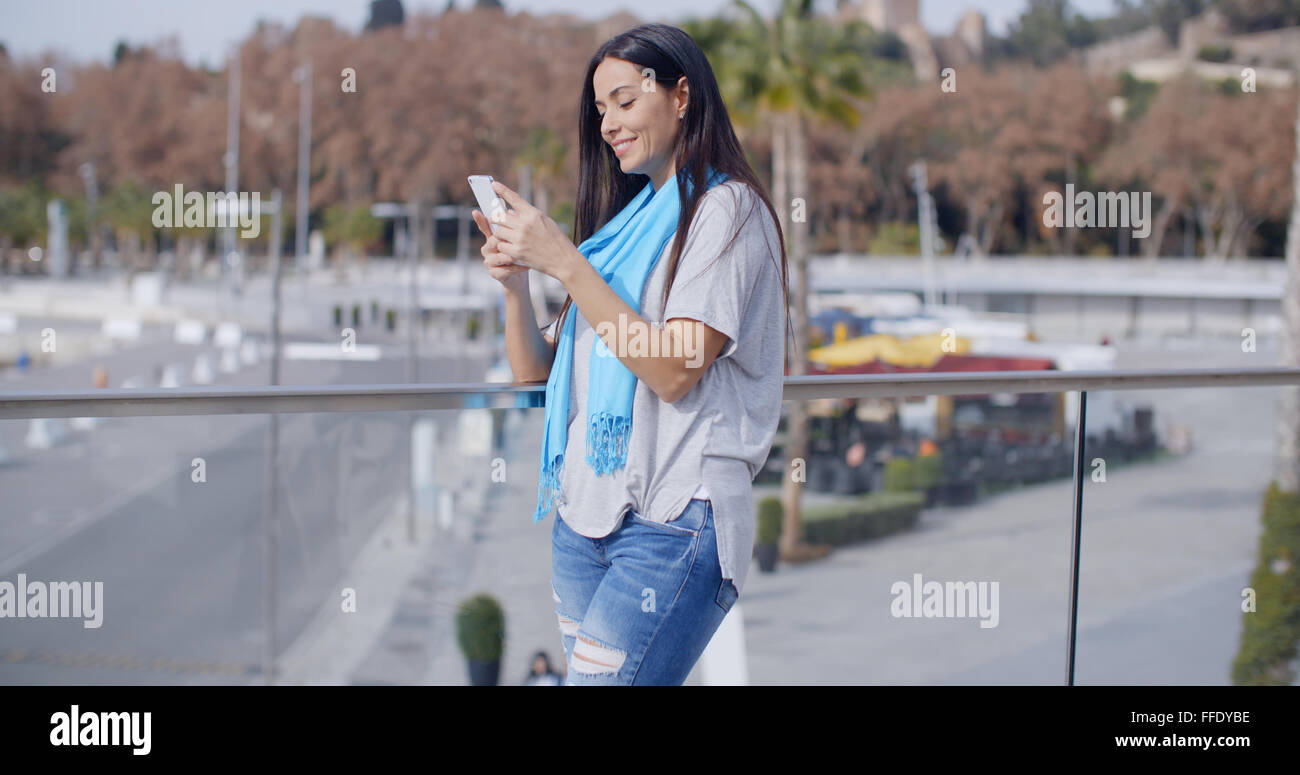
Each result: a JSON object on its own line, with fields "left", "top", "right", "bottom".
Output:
{"left": 468, "top": 175, "right": 527, "bottom": 268}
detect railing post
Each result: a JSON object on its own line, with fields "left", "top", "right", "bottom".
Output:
{"left": 264, "top": 412, "right": 279, "bottom": 685}
{"left": 1065, "top": 389, "right": 1087, "bottom": 686}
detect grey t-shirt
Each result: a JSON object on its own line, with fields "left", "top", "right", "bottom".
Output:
{"left": 544, "top": 179, "right": 785, "bottom": 597}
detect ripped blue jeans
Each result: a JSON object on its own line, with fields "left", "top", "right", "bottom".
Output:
{"left": 550, "top": 498, "right": 739, "bottom": 685}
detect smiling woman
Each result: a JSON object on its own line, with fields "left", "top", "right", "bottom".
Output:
{"left": 472, "top": 22, "right": 790, "bottom": 686}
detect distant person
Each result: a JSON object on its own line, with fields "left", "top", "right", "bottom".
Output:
{"left": 523, "top": 650, "right": 564, "bottom": 686}
{"left": 472, "top": 24, "right": 789, "bottom": 685}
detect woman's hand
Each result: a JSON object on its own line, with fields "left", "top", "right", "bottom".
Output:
{"left": 487, "top": 181, "right": 583, "bottom": 284}
{"left": 472, "top": 208, "right": 529, "bottom": 292}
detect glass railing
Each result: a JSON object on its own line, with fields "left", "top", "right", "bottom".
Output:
{"left": 1, "top": 366, "right": 1297, "bottom": 685}
{"left": 1073, "top": 383, "right": 1283, "bottom": 686}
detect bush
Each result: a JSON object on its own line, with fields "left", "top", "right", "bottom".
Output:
{"left": 868, "top": 221, "right": 920, "bottom": 256}
{"left": 883, "top": 457, "right": 914, "bottom": 492}
{"left": 757, "top": 496, "right": 783, "bottom": 545}
{"left": 455, "top": 594, "right": 505, "bottom": 662}
{"left": 913, "top": 452, "right": 943, "bottom": 490}
{"left": 1197, "top": 44, "right": 1233, "bottom": 63}
{"left": 1232, "top": 482, "right": 1300, "bottom": 685}
{"left": 884, "top": 453, "right": 943, "bottom": 493}
{"left": 800, "top": 491, "right": 925, "bottom": 546}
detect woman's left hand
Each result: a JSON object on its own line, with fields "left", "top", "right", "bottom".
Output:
{"left": 488, "top": 181, "right": 582, "bottom": 283}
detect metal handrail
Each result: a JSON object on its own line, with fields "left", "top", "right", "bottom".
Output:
{"left": 4, "top": 364, "right": 1298, "bottom": 686}
{"left": 2, "top": 366, "right": 1298, "bottom": 419}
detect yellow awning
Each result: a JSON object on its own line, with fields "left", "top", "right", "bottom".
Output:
{"left": 808, "top": 332, "right": 971, "bottom": 368}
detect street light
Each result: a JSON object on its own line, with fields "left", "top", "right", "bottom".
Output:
{"left": 78, "top": 162, "right": 100, "bottom": 272}
{"left": 293, "top": 61, "right": 312, "bottom": 278}
{"left": 224, "top": 49, "right": 241, "bottom": 298}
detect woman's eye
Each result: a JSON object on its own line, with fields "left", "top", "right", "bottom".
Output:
{"left": 596, "top": 99, "right": 634, "bottom": 117}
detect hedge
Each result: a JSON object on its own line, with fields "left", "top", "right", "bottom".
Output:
{"left": 800, "top": 491, "right": 925, "bottom": 546}
{"left": 1232, "top": 481, "right": 1300, "bottom": 685}
{"left": 883, "top": 452, "right": 942, "bottom": 493}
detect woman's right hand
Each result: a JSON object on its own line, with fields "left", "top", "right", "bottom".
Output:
{"left": 473, "top": 209, "right": 529, "bottom": 291}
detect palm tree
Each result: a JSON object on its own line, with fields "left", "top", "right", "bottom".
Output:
{"left": 687, "top": 0, "right": 873, "bottom": 561}
{"left": 514, "top": 126, "right": 568, "bottom": 222}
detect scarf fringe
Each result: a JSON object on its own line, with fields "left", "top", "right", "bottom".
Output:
{"left": 532, "top": 413, "right": 631, "bottom": 523}
{"left": 585, "top": 411, "right": 630, "bottom": 475}
{"left": 533, "top": 449, "right": 566, "bottom": 524}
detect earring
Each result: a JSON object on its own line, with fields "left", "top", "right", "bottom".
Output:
{"left": 678, "top": 111, "right": 685, "bottom": 119}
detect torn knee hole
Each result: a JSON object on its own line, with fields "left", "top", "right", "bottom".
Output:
{"left": 556, "top": 613, "right": 580, "bottom": 638}
{"left": 572, "top": 633, "right": 626, "bottom": 675}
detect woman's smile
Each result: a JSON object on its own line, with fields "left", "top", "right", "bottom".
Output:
{"left": 612, "top": 136, "right": 636, "bottom": 157}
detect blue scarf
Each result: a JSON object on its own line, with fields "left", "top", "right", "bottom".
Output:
{"left": 533, "top": 167, "right": 728, "bottom": 523}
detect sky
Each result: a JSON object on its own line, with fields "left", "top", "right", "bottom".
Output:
{"left": 2, "top": 0, "right": 1121, "bottom": 69}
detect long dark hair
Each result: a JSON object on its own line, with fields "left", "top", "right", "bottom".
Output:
{"left": 546, "top": 23, "right": 790, "bottom": 358}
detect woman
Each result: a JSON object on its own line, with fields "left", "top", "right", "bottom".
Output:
{"left": 523, "top": 650, "right": 564, "bottom": 686}
{"left": 471, "top": 23, "right": 790, "bottom": 685}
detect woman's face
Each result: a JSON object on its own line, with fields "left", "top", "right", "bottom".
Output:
{"left": 592, "top": 57, "right": 688, "bottom": 190}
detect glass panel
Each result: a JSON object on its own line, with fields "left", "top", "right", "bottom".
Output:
{"left": 743, "top": 390, "right": 1078, "bottom": 685}
{"left": 1075, "top": 385, "right": 1282, "bottom": 685}
{"left": 0, "top": 402, "right": 550, "bottom": 686}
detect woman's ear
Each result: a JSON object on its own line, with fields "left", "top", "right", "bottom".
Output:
{"left": 675, "top": 76, "right": 689, "bottom": 118}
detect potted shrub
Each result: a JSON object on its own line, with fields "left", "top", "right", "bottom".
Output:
{"left": 332, "top": 304, "right": 343, "bottom": 327}
{"left": 467, "top": 312, "right": 481, "bottom": 340}
{"left": 385, "top": 308, "right": 396, "bottom": 332}
{"left": 755, "top": 496, "right": 783, "bottom": 573}
{"left": 455, "top": 594, "right": 505, "bottom": 686}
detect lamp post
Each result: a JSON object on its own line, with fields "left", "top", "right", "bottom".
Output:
{"left": 910, "top": 161, "right": 937, "bottom": 308}
{"left": 78, "top": 162, "right": 100, "bottom": 273}
{"left": 262, "top": 189, "right": 283, "bottom": 686}
{"left": 224, "top": 48, "right": 242, "bottom": 298}
{"left": 293, "top": 61, "right": 313, "bottom": 279}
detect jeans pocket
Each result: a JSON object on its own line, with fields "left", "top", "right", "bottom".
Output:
{"left": 715, "top": 578, "right": 739, "bottom": 614}
{"left": 626, "top": 513, "right": 699, "bottom": 537}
